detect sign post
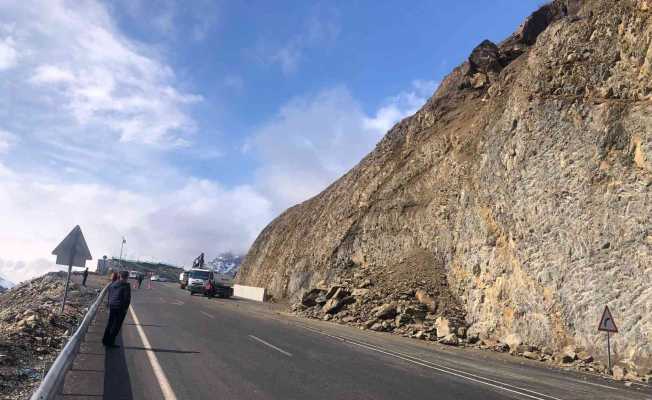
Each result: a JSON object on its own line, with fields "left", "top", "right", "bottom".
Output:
{"left": 597, "top": 305, "right": 618, "bottom": 374}
{"left": 52, "top": 226, "right": 92, "bottom": 314}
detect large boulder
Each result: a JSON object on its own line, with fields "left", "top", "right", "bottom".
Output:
{"left": 439, "top": 333, "right": 459, "bottom": 346}
{"left": 415, "top": 289, "right": 437, "bottom": 313}
{"left": 374, "top": 303, "right": 397, "bottom": 319}
{"left": 501, "top": 334, "right": 523, "bottom": 352}
{"left": 301, "top": 289, "right": 325, "bottom": 307}
{"left": 468, "top": 40, "right": 502, "bottom": 73}
{"left": 435, "top": 317, "right": 451, "bottom": 338}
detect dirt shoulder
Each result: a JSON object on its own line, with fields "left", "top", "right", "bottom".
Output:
{"left": 0, "top": 272, "right": 108, "bottom": 400}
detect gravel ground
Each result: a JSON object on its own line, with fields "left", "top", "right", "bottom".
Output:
{"left": 0, "top": 272, "right": 106, "bottom": 400}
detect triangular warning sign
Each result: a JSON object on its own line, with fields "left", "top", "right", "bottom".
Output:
{"left": 597, "top": 305, "right": 618, "bottom": 333}
{"left": 52, "top": 225, "right": 92, "bottom": 267}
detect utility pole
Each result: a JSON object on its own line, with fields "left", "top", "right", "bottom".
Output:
{"left": 119, "top": 236, "right": 126, "bottom": 269}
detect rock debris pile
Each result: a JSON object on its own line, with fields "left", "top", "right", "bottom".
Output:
{"left": 239, "top": 0, "right": 652, "bottom": 381}
{"left": 0, "top": 272, "right": 99, "bottom": 400}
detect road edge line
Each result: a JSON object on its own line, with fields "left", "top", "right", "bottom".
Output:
{"left": 300, "top": 326, "right": 554, "bottom": 400}
{"left": 129, "top": 306, "right": 178, "bottom": 400}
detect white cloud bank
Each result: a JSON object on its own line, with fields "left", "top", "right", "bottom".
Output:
{"left": 249, "top": 81, "right": 438, "bottom": 208}
{"left": 0, "top": 0, "right": 438, "bottom": 285}
{"left": 0, "top": 163, "right": 273, "bottom": 284}
{"left": 3, "top": 0, "right": 199, "bottom": 147}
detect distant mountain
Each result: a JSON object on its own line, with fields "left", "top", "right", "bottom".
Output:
{"left": 0, "top": 273, "right": 15, "bottom": 293}
{"left": 207, "top": 252, "right": 244, "bottom": 278}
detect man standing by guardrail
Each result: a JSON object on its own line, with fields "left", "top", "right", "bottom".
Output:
{"left": 102, "top": 270, "right": 131, "bottom": 348}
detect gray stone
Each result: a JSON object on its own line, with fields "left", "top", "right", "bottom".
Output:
{"left": 612, "top": 365, "right": 626, "bottom": 381}
{"left": 415, "top": 289, "right": 437, "bottom": 313}
{"left": 374, "top": 303, "right": 397, "bottom": 319}
{"left": 301, "top": 289, "right": 325, "bottom": 307}
{"left": 577, "top": 351, "right": 593, "bottom": 363}
{"left": 370, "top": 322, "right": 384, "bottom": 331}
{"left": 435, "top": 317, "right": 451, "bottom": 338}
{"left": 439, "top": 333, "right": 459, "bottom": 346}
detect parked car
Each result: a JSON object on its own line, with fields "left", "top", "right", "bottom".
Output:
{"left": 150, "top": 275, "right": 160, "bottom": 281}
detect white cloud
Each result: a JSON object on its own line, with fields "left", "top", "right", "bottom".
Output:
{"left": 249, "top": 82, "right": 437, "bottom": 210}
{"left": 0, "top": 164, "right": 273, "bottom": 284}
{"left": 364, "top": 80, "right": 438, "bottom": 133}
{"left": 0, "top": 129, "right": 17, "bottom": 154}
{"left": 0, "top": 35, "right": 17, "bottom": 70}
{"left": 30, "top": 65, "right": 76, "bottom": 84}
{"left": 2, "top": 0, "right": 200, "bottom": 147}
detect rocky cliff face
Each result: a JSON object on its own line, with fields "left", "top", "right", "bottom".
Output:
{"left": 237, "top": 0, "right": 652, "bottom": 375}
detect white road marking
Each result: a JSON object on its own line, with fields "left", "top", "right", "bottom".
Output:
{"left": 301, "top": 326, "right": 564, "bottom": 400}
{"left": 576, "top": 380, "right": 620, "bottom": 390}
{"left": 248, "top": 335, "right": 292, "bottom": 357}
{"left": 171, "top": 300, "right": 184, "bottom": 306}
{"left": 129, "top": 306, "right": 178, "bottom": 400}
{"left": 200, "top": 311, "right": 215, "bottom": 319}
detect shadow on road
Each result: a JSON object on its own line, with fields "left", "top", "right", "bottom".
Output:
{"left": 104, "top": 333, "right": 133, "bottom": 400}
{"left": 122, "top": 346, "right": 200, "bottom": 354}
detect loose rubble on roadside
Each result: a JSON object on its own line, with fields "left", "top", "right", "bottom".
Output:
{"left": 292, "top": 268, "right": 650, "bottom": 385}
{"left": 0, "top": 272, "right": 101, "bottom": 400}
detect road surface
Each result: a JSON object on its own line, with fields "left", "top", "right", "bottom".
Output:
{"left": 103, "top": 282, "right": 651, "bottom": 400}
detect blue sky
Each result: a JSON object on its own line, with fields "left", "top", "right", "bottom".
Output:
{"left": 0, "top": 0, "right": 541, "bottom": 283}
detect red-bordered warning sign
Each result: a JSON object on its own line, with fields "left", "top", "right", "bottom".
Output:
{"left": 597, "top": 305, "right": 618, "bottom": 333}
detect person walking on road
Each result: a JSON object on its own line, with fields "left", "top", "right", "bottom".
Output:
{"left": 137, "top": 273, "right": 144, "bottom": 289}
{"left": 102, "top": 270, "right": 131, "bottom": 348}
{"left": 82, "top": 267, "right": 89, "bottom": 286}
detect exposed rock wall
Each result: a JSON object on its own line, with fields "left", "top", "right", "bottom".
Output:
{"left": 238, "top": 0, "right": 652, "bottom": 373}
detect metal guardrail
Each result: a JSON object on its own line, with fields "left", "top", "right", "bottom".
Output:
{"left": 30, "top": 283, "right": 110, "bottom": 400}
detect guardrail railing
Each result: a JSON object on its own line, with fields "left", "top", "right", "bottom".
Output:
{"left": 30, "top": 283, "right": 109, "bottom": 400}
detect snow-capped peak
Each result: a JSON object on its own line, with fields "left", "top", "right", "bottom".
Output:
{"left": 0, "top": 273, "right": 15, "bottom": 291}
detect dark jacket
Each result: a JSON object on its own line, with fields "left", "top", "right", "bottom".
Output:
{"left": 108, "top": 280, "right": 131, "bottom": 310}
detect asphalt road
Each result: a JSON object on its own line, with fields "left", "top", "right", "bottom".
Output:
{"left": 104, "top": 282, "right": 651, "bottom": 400}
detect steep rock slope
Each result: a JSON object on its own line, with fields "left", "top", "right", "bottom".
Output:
{"left": 238, "top": 0, "right": 652, "bottom": 373}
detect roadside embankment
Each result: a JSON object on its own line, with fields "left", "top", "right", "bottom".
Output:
{"left": 0, "top": 272, "right": 105, "bottom": 400}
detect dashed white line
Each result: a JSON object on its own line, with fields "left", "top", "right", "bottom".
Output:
{"left": 200, "top": 311, "right": 215, "bottom": 319}
{"left": 248, "top": 335, "right": 292, "bottom": 357}
{"left": 301, "top": 326, "right": 564, "bottom": 400}
{"left": 129, "top": 306, "right": 178, "bottom": 400}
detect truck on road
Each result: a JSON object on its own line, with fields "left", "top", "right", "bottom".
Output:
{"left": 187, "top": 268, "right": 210, "bottom": 295}
{"left": 203, "top": 271, "right": 234, "bottom": 299}
{"left": 187, "top": 268, "right": 233, "bottom": 298}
